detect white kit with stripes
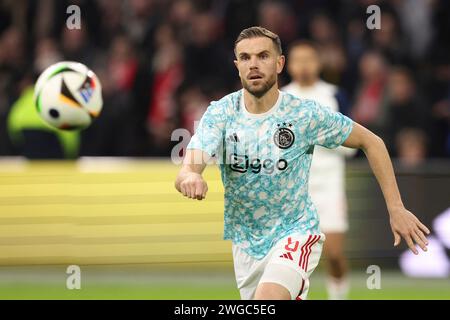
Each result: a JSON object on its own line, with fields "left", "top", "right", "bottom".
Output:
{"left": 232, "top": 232, "right": 325, "bottom": 300}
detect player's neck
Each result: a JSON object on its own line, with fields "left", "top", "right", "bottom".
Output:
{"left": 243, "top": 85, "right": 279, "bottom": 114}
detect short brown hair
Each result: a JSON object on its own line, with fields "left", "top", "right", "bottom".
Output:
{"left": 234, "top": 26, "right": 282, "bottom": 55}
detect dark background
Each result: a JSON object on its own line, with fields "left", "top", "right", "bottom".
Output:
{"left": 0, "top": 0, "right": 449, "bottom": 161}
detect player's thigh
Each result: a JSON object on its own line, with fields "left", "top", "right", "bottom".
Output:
{"left": 232, "top": 244, "right": 267, "bottom": 300}
{"left": 254, "top": 279, "right": 292, "bottom": 300}
{"left": 257, "top": 263, "right": 302, "bottom": 300}
{"left": 259, "top": 233, "right": 325, "bottom": 300}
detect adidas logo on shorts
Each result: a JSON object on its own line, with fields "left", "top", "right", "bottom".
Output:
{"left": 279, "top": 252, "right": 294, "bottom": 260}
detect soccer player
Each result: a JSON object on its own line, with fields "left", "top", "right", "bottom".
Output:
{"left": 175, "top": 27, "right": 430, "bottom": 300}
{"left": 282, "top": 40, "right": 356, "bottom": 300}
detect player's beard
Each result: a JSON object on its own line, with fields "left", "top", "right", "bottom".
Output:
{"left": 241, "top": 72, "right": 277, "bottom": 98}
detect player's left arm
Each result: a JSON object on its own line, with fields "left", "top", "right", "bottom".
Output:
{"left": 342, "top": 122, "right": 430, "bottom": 254}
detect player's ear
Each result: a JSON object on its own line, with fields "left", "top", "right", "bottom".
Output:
{"left": 234, "top": 59, "right": 241, "bottom": 77}
{"left": 277, "top": 55, "right": 285, "bottom": 74}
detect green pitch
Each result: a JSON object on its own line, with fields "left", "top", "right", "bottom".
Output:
{"left": 0, "top": 267, "right": 449, "bottom": 300}
{"left": 1, "top": 282, "right": 449, "bottom": 300}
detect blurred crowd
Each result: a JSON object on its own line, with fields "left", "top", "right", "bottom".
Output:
{"left": 0, "top": 0, "right": 449, "bottom": 164}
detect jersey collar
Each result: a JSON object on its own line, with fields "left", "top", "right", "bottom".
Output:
{"left": 240, "top": 89, "right": 283, "bottom": 119}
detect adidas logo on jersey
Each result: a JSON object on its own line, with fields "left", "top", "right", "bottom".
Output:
{"left": 227, "top": 133, "right": 240, "bottom": 143}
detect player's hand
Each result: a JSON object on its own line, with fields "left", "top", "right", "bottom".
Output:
{"left": 389, "top": 207, "right": 430, "bottom": 255}
{"left": 177, "top": 172, "right": 208, "bottom": 200}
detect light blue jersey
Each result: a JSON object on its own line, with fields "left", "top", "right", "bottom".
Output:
{"left": 187, "top": 89, "right": 353, "bottom": 259}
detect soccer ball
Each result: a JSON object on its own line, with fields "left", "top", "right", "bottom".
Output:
{"left": 34, "top": 61, "right": 103, "bottom": 130}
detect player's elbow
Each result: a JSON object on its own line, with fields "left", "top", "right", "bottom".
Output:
{"left": 361, "top": 131, "right": 385, "bottom": 154}
{"left": 368, "top": 131, "right": 384, "bottom": 146}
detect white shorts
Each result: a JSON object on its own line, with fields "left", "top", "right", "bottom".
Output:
{"left": 232, "top": 232, "right": 325, "bottom": 300}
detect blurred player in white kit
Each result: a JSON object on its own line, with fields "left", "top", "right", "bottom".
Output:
{"left": 283, "top": 40, "right": 356, "bottom": 300}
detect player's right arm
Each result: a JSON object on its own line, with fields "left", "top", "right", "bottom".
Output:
{"left": 175, "top": 149, "right": 210, "bottom": 200}
{"left": 174, "top": 100, "right": 227, "bottom": 201}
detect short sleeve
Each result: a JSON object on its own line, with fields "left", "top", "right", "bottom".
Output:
{"left": 306, "top": 99, "right": 353, "bottom": 149}
{"left": 187, "top": 101, "right": 227, "bottom": 157}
